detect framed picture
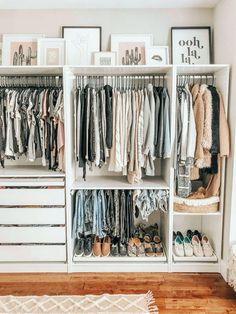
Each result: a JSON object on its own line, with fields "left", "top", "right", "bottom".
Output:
{"left": 93, "top": 52, "right": 116, "bottom": 66}
{"left": 111, "top": 34, "right": 153, "bottom": 65}
{"left": 171, "top": 27, "right": 212, "bottom": 65}
{"left": 146, "top": 46, "right": 169, "bottom": 65}
{"left": 38, "top": 38, "right": 65, "bottom": 66}
{"left": 62, "top": 26, "right": 102, "bottom": 65}
{"left": 2, "top": 34, "right": 45, "bottom": 66}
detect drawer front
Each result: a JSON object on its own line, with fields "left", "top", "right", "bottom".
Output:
{"left": 0, "top": 245, "right": 66, "bottom": 262}
{"left": 0, "top": 189, "right": 65, "bottom": 206}
{"left": 0, "top": 208, "right": 65, "bottom": 225}
{"left": 0, "top": 227, "right": 65, "bottom": 243}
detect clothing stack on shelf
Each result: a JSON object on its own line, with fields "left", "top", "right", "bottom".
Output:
{"left": 0, "top": 76, "right": 64, "bottom": 171}
{"left": 74, "top": 75, "right": 171, "bottom": 183}
{"left": 72, "top": 189, "right": 169, "bottom": 258}
{"left": 176, "top": 78, "right": 230, "bottom": 202}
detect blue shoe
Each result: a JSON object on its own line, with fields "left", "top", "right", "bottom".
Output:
{"left": 183, "top": 236, "right": 193, "bottom": 257}
{"left": 174, "top": 235, "right": 184, "bottom": 257}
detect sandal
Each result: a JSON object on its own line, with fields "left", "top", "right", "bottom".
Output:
{"left": 134, "top": 238, "right": 145, "bottom": 257}
{"left": 153, "top": 235, "right": 164, "bottom": 257}
{"left": 128, "top": 238, "right": 136, "bottom": 257}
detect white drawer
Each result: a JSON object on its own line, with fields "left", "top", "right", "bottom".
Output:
{"left": 0, "top": 245, "right": 66, "bottom": 262}
{"left": 0, "top": 227, "right": 66, "bottom": 243}
{"left": 0, "top": 188, "right": 65, "bottom": 206}
{"left": 0, "top": 207, "right": 65, "bottom": 225}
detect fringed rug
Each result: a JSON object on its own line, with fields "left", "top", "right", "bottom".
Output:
{"left": 0, "top": 291, "right": 158, "bottom": 314}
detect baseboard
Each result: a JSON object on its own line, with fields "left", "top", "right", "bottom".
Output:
{"left": 220, "top": 259, "right": 228, "bottom": 282}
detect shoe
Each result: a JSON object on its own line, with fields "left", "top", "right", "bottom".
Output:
{"left": 173, "top": 231, "right": 177, "bottom": 244}
{"left": 192, "top": 235, "right": 204, "bottom": 257}
{"left": 183, "top": 236, "right": 193, "bottom": 257}
{"left": 111, "top": 237, "right": 119, "bottom": 257}
{"left": 74, "top": 238, "right": 84, "bottom": 257}
{"left": 176, "top": 231, "right": 184, "bottom": 241}
{"left": 84, "top": 237, "right": 93, "bottom": 257}
{"left": 128, "top": 238, "right": 136, "bottom": 257}
{"left": 193, "top": 230, "right": 202, "bottom": 241}
{"left": 102, "top": 235, "right": 111, "bottom": 257}
{"left": 153, "top": 235, "right": 164, "bottom": 257}
{"left": 92, "top": 236, "right": 101, "bottom": 257}
{"left": 119, "top": 243, "right": 127, "bottom": 256}
{"left": 202, "top": 235, "right": 214, "bottom": 257}
{"left": 186, "top": 230, "right": 193, "bottom": 240}
{"left": 134, "top": 238, "right": 145, "bottom": 257}
{"left": 174, "top": 235, "right": 184, "bottom": 257}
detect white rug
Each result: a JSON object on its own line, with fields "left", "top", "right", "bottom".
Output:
{"left": 0, "top": 291, "right": 158, "bottom": 314}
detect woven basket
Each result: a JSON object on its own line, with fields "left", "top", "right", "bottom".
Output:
{"left": 174, "top": 196, "right": 220, "bottom": 213}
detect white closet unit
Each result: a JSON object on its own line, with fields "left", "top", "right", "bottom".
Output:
{"left": 0, "top": 64, "right": 230, "bottom": 274}
{"left": 0, "top": 66, "right": 67, "bottom": 273}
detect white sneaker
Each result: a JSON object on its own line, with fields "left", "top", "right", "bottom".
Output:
{"left": 183, "top": 236, "right": 193, "bottom": 257}
{"left": 202, "top": 235, "right": 214, "bottom": 257}
{"left": 192, "top": 235, "right": 204, "bottom": 257}
{"left": 174, "top": 235, "right": 184, "bottom": 257}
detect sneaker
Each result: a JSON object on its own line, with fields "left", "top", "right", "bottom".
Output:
{"left": 202, "top": 235, "right": 214, "bottom": 257}
{"left": 192, "top": 235, "right": 204, "bottom": 257}
{"left": 174, "top": 235, "right": 184, "bottom": 257}
{"left": 102, "top": 235, "right": 111, "bottom": 257}
{"left": 119, "top": 243, "right": 127, "bottom": 256}
{"left": 92, "top": 236, "right": 101, "bottom": 257}
{"left": 183, "top": 236, "right": 193, "bottom": 257}
{"left": 176, "top": 231, "right": 184, "bottom": 241}
{"left": 74, "top": 238, "right": 84, "bottom": 257}
{"left": 84, "top": 237, "right": 93, "bottom": 257}
{"left": 186, "top": 230, "right": 193, "bottom": 240}
{"left": 193, "top": 230, "right": 202, "bottom": 241}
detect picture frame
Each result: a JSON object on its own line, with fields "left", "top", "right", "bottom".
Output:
{"left": 171, "top": 27, "right": 212, "bottom": 65}
{"left": 146, "top": 46, "right": 169, "bottom": 65}
{"left": 37, "top": 38, "right": 65, "bottom": 66}
{"left": 2, "top": 34, "right": 45, "bottom": 66}
{"left": 62, "top": 26, "right": 102, "bottom": 65}
{"left": 93, "top": 52, "right": 116, "bottom": 66}
{"left": 111, "top": 34, "right": 153, "bottom": 65}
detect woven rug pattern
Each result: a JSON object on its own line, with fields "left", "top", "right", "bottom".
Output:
{"left": 0, "top": 291, "right": 158, "bottom": 314}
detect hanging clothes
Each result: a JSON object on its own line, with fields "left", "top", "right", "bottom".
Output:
{"left": 75, "top": 79, "right": 171, "bottom": 184}
{"left": 0, "top": 85, "right": 64, "bottom": 171}
{"left": 176, "top": 81, "right": 230, "bottom": 199}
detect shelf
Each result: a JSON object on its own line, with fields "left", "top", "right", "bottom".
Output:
{"left": 173, "top": 211, "right": 221, "bottom": 216}
{"left": 0, "top": 66, "right": 63, "bottom": 76}
{"left": 172, "top": 252, "right": 218, "bottom": 263}
{"left": 68, "top": 65, "right": 173, "bottom": 76}
{"left": 73, "top": 255, "right": 167, "bottom": 263}
{"left": 0, "top": 178, "right": 64, "bottom": 187}
{"left": 71, "top": 176, "right": 169, "bottom": 190}
{"left": 176, "top": 64, "right": 229, "bottom": 75}
{"left": 0, "top": 166, "right": 65, "bottom": 178}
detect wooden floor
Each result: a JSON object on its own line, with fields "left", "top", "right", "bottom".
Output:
{"left": 0, "top": 273, "right": 235, "bottom": 313}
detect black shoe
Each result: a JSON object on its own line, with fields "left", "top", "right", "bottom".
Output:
{"left": 84, "top": 237, "right": 92, "bottom": 257}
{"left": 186, "top": 230, "right": 193, "bottom": 240}
{"left": 74, "top": 238, "right": 84, "bottom": 257}
{"left": 193, "top": 230, "right": 202, "bottom": 241}
{"left": 176, "top": 231, "right": 184, "bottom": 241}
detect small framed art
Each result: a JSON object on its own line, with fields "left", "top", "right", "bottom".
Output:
{"left": 2, "top": 34, "right": 45, "bottom": 66}
{"left": 38, "top": 38, "right": 65, "bottom": 66}
{"left": 111, "top": 34, "right": 153, "bottom": 65}
{"left": 171, "top": 27, "right": 212, "bottom": 65}
{"left": 93, "top": 52, "right": 116, "bottom": 66}
{"left": 62, "top": 26, "right": 102, "bottom": 65}
{"left": 146, "top": 46, "right": 169, "bottom": 65}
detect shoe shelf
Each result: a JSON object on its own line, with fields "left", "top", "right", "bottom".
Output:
{"left": 73, "top": 254, "right": 167, "bottom": 263}
{"left": 71, "top": 176, "right": 169, "bottom": 190}
{"left": 173, "top": 211, "right": 222, "bottom": 216}
{"left": 172, "top": 251, "right": 218, "bottom": 263}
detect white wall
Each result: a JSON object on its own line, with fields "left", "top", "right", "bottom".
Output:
{"left": 0, "top": 8, "right": 213, "bottom": 49}
{"left": 214, "top": 0, "right": 236, "bottom": 263}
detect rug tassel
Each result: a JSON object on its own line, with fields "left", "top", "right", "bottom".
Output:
{"left": 145, "top": 290, "right": 159, "bottom": 314}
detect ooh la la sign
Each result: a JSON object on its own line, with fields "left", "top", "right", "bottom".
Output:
{"left": 171, "top": 27, "right": 211, "bottom": 65}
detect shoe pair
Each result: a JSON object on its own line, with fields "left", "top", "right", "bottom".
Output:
{"left": 128, "top": 238, "right": 145, "bottom": 257}
{"left": 144, "top": 234, "right": 164, "bottom": 257}
{"left": 74, "top": 237, "right": 92, "bottom": 257}
{"left": 93, "top": 235, "right": 111, "bottom": 257}
{"left": 192, "top": 234, "right": 214, "bottom": 257}
{"left": 174, "top": 235, "right": 193, "bottom": 257}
